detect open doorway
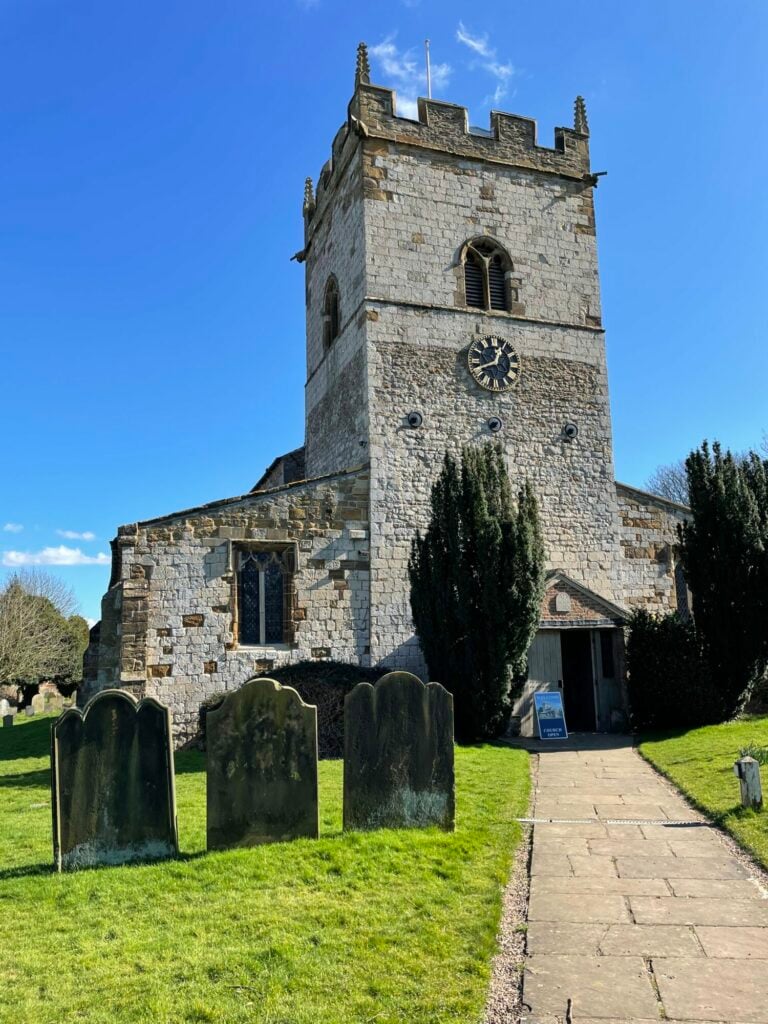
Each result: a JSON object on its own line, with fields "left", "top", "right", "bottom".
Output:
{"left": 560, "top": 630, "right": 596, "bottom": 731}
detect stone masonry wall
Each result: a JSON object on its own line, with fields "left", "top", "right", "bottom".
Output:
{"left": 84, "top": 469, "right": 371, "bottom": 743}
{"left": 615, "top": 482, "right": 689, "bottom": 612}
{"left": 304, "top": 141, "right": 369, "bottom": 478}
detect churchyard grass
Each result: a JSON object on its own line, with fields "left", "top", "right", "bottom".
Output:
{"left": 639, "top": 715, "right": 768, "bottom": 868}
{"left": 0, "top": 714, "right": 529, "bottom": 1024}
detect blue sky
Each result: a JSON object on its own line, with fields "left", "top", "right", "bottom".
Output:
{"left": 1, "top": 0, "right": 766, "bottom": 622}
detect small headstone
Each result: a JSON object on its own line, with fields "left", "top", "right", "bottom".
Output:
{"left": 207, "top": 678, "right": 318, "bottom": 849}
{"left": 31, "top": 693, "right": 45, "bottom": 714}
{"left": 0, "top": 698, "right": 9, "bottom": 716}
{"left": 3, "top": 714, "right": 13, "bottom": 728}
{"left": 51, "top": 689, "right": 179, "bottom": 871}
{"left": 344, "top": 671, "right": 455, "bottom": 831}
{"left": 45, "top": 694, "right": 65, "bottom": 713}
{"left": 24, "top": 706, "right": 35, "bottom": 717}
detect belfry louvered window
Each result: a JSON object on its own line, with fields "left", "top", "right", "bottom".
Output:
{"left": 462, "top": 239, "right": 512, "bottom": 312}
{"left": 323, "top": 276, "right": 341, "bottom": 350}
{"left": 238, "top": 550, "right": 289, "bottom": 646}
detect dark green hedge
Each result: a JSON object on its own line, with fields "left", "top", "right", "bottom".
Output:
{"left": 197, "top": 661, "right": 387, "bottom": 758}
{"left": 626, "top": 610, "right": 716, "bottom": 731}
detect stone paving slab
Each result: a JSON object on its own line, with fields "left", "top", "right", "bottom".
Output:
{"left": 588, "top": 839, "right": 674, "bottom": 858}
{"left": 630, "top": 896, "right": 768, "bottom": 926}
{"left": 530, "top": 851, "right": 573, "bottom": 876}
{"left": 532, "top": 823, "right": 609, "bottom": 839}
{"left": 528, "top": 892, "right": 630, "bottom": 923}
{"left": 523, "top": 955, "right": 660, "bottom": 1019}
{"left": 569, "top": 854, "right": 618, "bottom": 877}
{"left": 653, "top": 957, "right": 768, "bottom": 1023}
{"left": 599, "top": 924, "right": 702, "bottom": 957}
{"left": 531, "top": 875, "right": 670, "bottom": 896}
{"left": 668, "top": 877, "right": 766, "bottom": 899}
{"left": 527, "top": 922, "right": 607, "bottom": 954}
{"left": 696, "top": 926, "right": 768, "bottom": 958}
{"left": 617, "top": 855, "right": 748, "bottom": 880}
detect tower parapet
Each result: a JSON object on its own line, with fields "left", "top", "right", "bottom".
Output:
{"left": 305, "top": 43, "right": 592, "bottom": 233}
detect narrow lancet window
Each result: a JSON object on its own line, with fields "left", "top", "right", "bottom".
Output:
{"left": 323, "top": 277, "right": 341, "bottom": 350}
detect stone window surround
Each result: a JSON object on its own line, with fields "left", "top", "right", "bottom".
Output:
{"left": 230, "top": 542, "right": 298, "bottom": 651}
{"left": 456, "top": 236, "right": 524, "bottom": 315}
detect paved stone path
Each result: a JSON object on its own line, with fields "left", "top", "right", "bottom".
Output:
{"left": 522, "top": 736, "right": 768, "bottom": 1023}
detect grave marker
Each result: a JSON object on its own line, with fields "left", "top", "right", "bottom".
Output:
{"left": 344, "top": 671, "right": 455, "bottom": 831}
{"left": 51, "top": 689, "right": 178, "bottom": 870}
{"left": 207, "top": 678, "right": 318, "bottom": 849}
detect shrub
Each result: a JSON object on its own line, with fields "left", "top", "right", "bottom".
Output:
{"left": 197, "top": 661, "right": 387, "bottom": 758}
{"left": 626, "top": 609, "right": 717, "bottom": 731}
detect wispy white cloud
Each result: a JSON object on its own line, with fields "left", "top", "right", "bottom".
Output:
{"left": 456, "top": 22, "right": 516, "bottom": 108}
{"left": 2, "top": 523, "right": 23, "bottom": 534}
{"left": 1, "top": 546, "right": 110, "bottom": 567}
{"left": 86, "top": 617, "right": 98, "bottom": 628}
{"left": 56, "top": 529, "right": 96, "bottom": 541}
{"left": 369, "top": 36, "right": 451, "bottom": 120}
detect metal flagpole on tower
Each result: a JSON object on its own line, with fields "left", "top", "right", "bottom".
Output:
{"left": 425, "top": 39, "right": 432, "bottom": 99}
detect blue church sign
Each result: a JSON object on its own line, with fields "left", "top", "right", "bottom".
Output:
{"left": 534, "top": 691, "right": 568, "bottom": 740}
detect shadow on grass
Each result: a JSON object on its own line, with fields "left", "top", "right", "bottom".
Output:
{"left": 0, "top": 768, "right": 49, "bottom": 789}
{"left": 0, "top": 718, "right": 52, "bottom": 762}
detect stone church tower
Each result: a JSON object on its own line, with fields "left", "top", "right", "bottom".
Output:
{"left": 82, "top": 45, "right": 688, "bottom": 740}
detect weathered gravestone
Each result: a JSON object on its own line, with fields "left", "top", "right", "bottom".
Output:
{"left": 31, "top": 693, "right": 45, "bottom": 714}
{"left": 344, "top": 671, "right": 455, "bottom": 831}
{"left": 44, "top": 693, "right": 65, "bottom": 714}
{"left": 0, "top": 699, "right": 10, "bottom": 716}
{"left": 51, "top": 689, "right": 179, "bottom": 871}
{"left": 24, "top": 706, "right": 35, "bottom": 717}
{"left": 3, "top": 714, "right": 13, "bottom": 728}
{"left": 207, "top": 678, "right": 318, "bottom": 849}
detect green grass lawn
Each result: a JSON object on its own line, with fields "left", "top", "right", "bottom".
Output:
{"left": 639, "top": 715, "right": 768, "bottom": 869}
{"left": 0, "top": 714, "right": 529, "bottom": 1024}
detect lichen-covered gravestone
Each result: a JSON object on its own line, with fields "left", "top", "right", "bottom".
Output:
{"left": 51, "top": 690, "right": 179, "bottom": 871}
{"left": 206, "top": 678, "right": 318, "bottom": 850}
{"left": 31, "top": 693, "right": 45, "bottom": 714}
{"left": 344, "top": 671, "right": 455, "bottom": 831}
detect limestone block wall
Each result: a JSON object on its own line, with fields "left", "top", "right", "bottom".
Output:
{"left": 361, "top": 139, "right": 601, "bottom": 328}
{"left": 304, "top": 140, "right": 369, "bottom": 479}
{"left": 84, "top": 469, "right": 371, "bottom": 743}
{"left": 615, "top": 483, "right": 689, "bottom": 613}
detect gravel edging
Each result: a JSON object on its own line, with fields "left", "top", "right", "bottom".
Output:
{"left": 484, "top": 754, "right": 536, "bottom": 1024}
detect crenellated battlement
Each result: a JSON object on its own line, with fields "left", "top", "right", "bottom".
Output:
{"left": 305, "top": 43, "right": 591, "bottom": 232}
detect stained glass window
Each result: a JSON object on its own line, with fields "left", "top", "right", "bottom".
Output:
{"left": 237, "top": 550, "right": 286, "bottom": 645}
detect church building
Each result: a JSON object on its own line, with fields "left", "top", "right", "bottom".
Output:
{"left": 82, "top": 45, "right": 689, "bottom": 740}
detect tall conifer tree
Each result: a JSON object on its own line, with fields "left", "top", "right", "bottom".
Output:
{"left": 409, "top": 442, "right": 545, "bottom": 740}
{"left": 679, "top": 442, "right": 768, "bottom": 717}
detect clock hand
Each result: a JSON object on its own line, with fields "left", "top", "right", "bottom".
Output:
{"left": 478, "top": 351, "right": 502, "bottom": 371}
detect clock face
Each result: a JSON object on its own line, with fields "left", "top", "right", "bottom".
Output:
{"left": 467, "top": 335, "right": 521, "bottom": 392}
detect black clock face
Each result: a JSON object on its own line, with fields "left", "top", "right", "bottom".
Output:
{"left": 467, "top": 335, "right": 521, "bottom": 392}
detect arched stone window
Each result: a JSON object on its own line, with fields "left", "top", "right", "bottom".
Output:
{"left": 461, "top": 238, "right": 514, "bottom": 312}
{"left": 322, "top": 276, "right": 341, "bottom": 350}
{"left": 237, "top": 549, "right": 292, "bottom": 646}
